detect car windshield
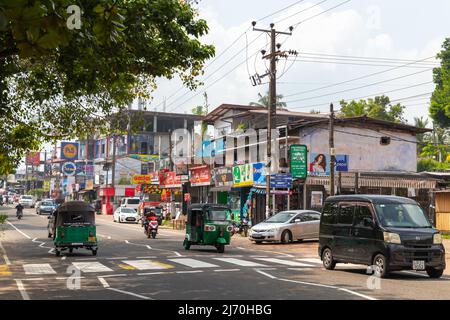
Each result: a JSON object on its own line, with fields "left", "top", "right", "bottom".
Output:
{"left": 375, "top": 204, "right": 431, "bottom": 228}
{"left": 121, "top": 208, "right": 136, "bottom": 213}
{"left": 22, "top": 196, "right": 32, "bottom": 199}
{"left": 208, "top": 208, "right": 230, "bottom": 221}
{"left": 265, "top": 212, "right": 297, "bottom": 223}
{"left": 42, "top": 202, "right": 53, "bottom": 206}
{"left": 127, "top": 199, "right": 140, "bottom": 204}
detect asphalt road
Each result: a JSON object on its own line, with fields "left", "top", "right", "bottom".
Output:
{"left": 1, "top": 206, "right": 450, "bottom": 300}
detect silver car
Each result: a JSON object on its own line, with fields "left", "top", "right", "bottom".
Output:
{"left": 250, "top": 210, "right": 321, "bottom": 244}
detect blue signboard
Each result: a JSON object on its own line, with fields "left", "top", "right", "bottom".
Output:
{"left": 60, "top": 142, "right": 79, "bottom": 161}
{"left": 62, "top": 162, "right": 77, "bottom": 176}
{"left": 252, "top": 163, "right": 267, "bottom": 186}
{"left": 270, "top": 173, "right": 292, "bottom": 189}
{"left": 335, "top": 155, "right": 350, "bottom": 172}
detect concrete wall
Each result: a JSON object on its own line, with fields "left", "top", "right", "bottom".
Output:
{"left": 299, "top": 124, "right": 418, "bottom": 172}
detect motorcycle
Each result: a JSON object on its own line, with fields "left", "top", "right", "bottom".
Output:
{"left": 16, "top": 209, "right": 23, "bottom": 220}
{"left": 239, "top": 218, "right": 249, "bottom": 237}
{"left": 144, "top": 219, "right": 158, "bottom": 239}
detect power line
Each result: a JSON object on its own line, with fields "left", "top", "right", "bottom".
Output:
{"left": 285, "top": 58, "right": 435, "bottom": 69}
{"left": 274, "top": 0, "right": 329, "bottom": 25}
{"left": 292, "top": 0, "right": 352, "bottom": 29}
{"left": 296, "top": 52, "right": 439, "bottom": 65}
{"left": 284, "top": 68, "right": 433, "bottom": 104}
{"left": 258, "top": 0, "right": 307, "bottom": 22}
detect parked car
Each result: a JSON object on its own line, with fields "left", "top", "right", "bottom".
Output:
{"left": 120, "top": 197, "right": 141, "bottom": 211}
{"left": 36, "top": 199, "right": 57, "bottom": 215}
{"left": 19, "top": 195, "right": 36, "bottom": 208}
{"left": 319, "top": 195, "right": 446, "bottom": 278}
{"left": 249, "top": 210, "right": 321, "bottom": 244}
{"left": 113, "top": 207, "right": 138, "bottom": 223}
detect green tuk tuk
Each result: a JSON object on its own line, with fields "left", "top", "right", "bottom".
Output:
{"left": 50, "top": 201, "right": 98, "bottom": 256}
{"left": 183, "top": 204, "right": 233, "bottom": 253}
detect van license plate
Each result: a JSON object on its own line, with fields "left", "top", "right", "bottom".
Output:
{"left": 412, "top": 260, "right": 425, "bottom": 270}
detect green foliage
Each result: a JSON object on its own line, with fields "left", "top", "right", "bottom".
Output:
{"left": 0, "top": 214, "right": 6, "bottom": 225}
{"left": 338, "top": 95, "right": 406, "bottom": 123}
{"left": 414, "top": 116, "right": 430, "bottom": 155}
{"left": 28, "top": 188, "right": 44, "bottom": 198}
{"left": 0, "top": 0, "right": 215, "bottom": 174}
{"left": 430, "top": 38, "right": 450, "bottom": 128}
{"left": 417, "top": 158, "right": 450, "bottom": 172}
{"left": 250, "top": 91, "right": 287, "bottom": 109}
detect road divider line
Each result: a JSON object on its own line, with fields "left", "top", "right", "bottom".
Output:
{"left": 255, "top": 269, "right": 377, "bottom": 300}
{"left": 98, "top": 274, "right": 127, "bottom": 278}
{"left": 106, "top": 257, "right": 129, "bottom": 260}
{"left": 6, "top": 221, "right": 32, "bottom": 239}
{"left": 107, "top": 287, "right": 153, "bottom": 300}
{"left": 98, "top": 277, "right": 110, "bottom": 288}
{"left": 137, "top": 271, "right": 173, "bottom": 276}
{"left": 234, "top": 246, "right": 294, "bottom": 258}
{"left": 214, "top": 269, "right": 240, "bottom": 272}
{"left": 15, "top": 280, "right": 30, "bottom": 300}
{"left": 0, "top": 242, "right": 11, "bottom": 265}
{"left": 175, "top": 270, "right": 203, "bottom": 274}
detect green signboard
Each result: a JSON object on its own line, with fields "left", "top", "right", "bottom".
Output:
{"left": 290, "top": 144, "right": 308, "bottom": 178}
{"left": 232, "top": 164, "right": 253, "bottom": 187}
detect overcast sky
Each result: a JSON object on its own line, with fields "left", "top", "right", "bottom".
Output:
{"left": 143, "top": 0, "right": 450, "bottom": 127}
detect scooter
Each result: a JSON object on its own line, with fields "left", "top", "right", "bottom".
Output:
{"left": 144, "top": 220, "right": 158, "bottom": 239}
{"left": 16, "top": 209, "right": 23, "bottom": 220}
{"left": 239, "top": 218, "right": 249, "bottom": 237}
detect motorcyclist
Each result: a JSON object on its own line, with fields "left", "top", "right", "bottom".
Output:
{"left": 15, "top": 203, "right": 24, "bottom": 219}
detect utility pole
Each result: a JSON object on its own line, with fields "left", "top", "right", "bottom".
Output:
{"left": 111, "top": 135, "right": 117, "bottom": 187}
{"left": 252, "top": 21, "right": 293, "bottom": 219}
{"left": 329, "top": 103, "right": 335, "bottom": 196}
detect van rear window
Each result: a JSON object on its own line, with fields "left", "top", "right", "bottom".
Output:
{"left": 321, "top": 203, "right": 337, "bottom": 224}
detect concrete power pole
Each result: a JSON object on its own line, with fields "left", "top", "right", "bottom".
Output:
{"left": 329, "top": 103, "right": 335, "bottom": 196}
{"left": 252, "top": 22, "right": 293, "bottom": 219}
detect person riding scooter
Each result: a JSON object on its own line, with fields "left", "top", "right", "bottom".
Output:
{"left": 143, "top": 211, "right": 158, "bottom": 239}
{"left": 15, "top": 203, "right": 24, "bottom": 220}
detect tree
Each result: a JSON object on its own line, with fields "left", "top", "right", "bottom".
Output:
{"left": 249, "top": 91, "right": 287, "bottom": 109}
{"left": 420, "top": 125, "right": 450, "bottom": 162}
{"left": 414, "top": 116, "right": 430, "bottom": 155}
{"left": 338, "top": 95, "right": 406, "bottom": 123}
{"left": 430, "top": 38, "right": 450, "bottom": 128}
{"left": 0, "top": 0, "right": 215, "bottom": 174}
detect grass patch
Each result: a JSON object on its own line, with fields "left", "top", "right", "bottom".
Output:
{"left": 0, "top": 214, "right": 6, "bottom": 225}
{"left": 441, "top": 234, "right": 450, "bottom": 240}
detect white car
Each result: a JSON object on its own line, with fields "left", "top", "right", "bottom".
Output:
{"left": 113, "top": 207, "right": 138, "bottom": 223}
{"left": 120, "top": 197, "right": 141, "bottom": 211}
{"left": 250, "top": 210, "right": 321, "bottom": 244}
{"left": 19, "top": 195, "right": 36, "bottom": 208}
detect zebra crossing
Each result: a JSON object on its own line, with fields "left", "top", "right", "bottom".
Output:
{"left": 12, "top": 256, "right": 365, "bottom": 278}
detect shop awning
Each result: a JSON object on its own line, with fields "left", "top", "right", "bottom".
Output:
{"left": 209, "top": 186, "right": 232, "bottom": 192}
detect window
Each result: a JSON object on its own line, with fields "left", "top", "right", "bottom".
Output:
{"left": 354, "top": 205, "right": 373, "bottom": 228}
{"left": 306, "top": 212, "right": 321, "bottom": 221}
{"left": 338, "top": 203, "right": 355, "bottom": 225}
{"left": 375, "top": 203, "right": 431, "bottom": 228}
{"left": 126, "top": 199, "right": 140, "bottom": 205}
{"left": 321, "top": 203, "right": 337, "bottom": 225}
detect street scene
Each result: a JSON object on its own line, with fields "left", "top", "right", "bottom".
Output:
{"left": 1, "top": 0, "right": 450, "bottom": 305}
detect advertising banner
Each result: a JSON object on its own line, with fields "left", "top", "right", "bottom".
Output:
{"left": 86, "top": 180, "right": 94, "bottom": 190}
{"left": 26, "top": 152, "right": 40, "bottom": 166}
{"left": 62, "top": 162, "right": 77, "bottom": 176}
{"left": 132, "top": 174, "right": 157, "bottom": 185}
{"left": 232, "top": 164, "right": 253, "bottom": 187}
{"left": 60, "top": 142, "right": 79, "bottom": 161}
{"left": 290, "top": 145, "right": 308, "bottom": 178}
{"left": 270, "top": 173, "right": 293, "bottom": 189}
{"left": 213, "top": 167, "right": 233, "bottom": 187}
{"left": 309, "top": 153, "right": 349, "bottom": 175}
{"left": 43, "top": 180, "right": 50, "bottom": 192}
{"left": 189, "top": 166, "right": 211, "bottom": 187}
{"left": 252, "top": 163, "right": 267, "bottom": 186}
{"left": 160, "top": 172, "right": 182, "bottom": 188}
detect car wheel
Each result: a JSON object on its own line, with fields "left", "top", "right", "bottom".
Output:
{"left": 322, "top": 247, "right": 336, "bottom": 270}
{"left": 216, "top": 244, "right": 225, "bottom": 253}
{"left": 373, "top": 254, "right": 389, "bottom": 278}
{"left": 426, "top": 267, "right": 444, "bottom": 278}
{"left": 280, "top": 230, "right": 292, "bottom": 244}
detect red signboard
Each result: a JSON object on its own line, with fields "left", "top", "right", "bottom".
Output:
{"left": 26, "top": 152, "right": 40, "bottom": 166}
{"left": 159, "top": 172, "right": 182, "bottom": 188}
{"left": 189, "top": 166, "right": 211, "bottom": 187}
{"left": 124, "top": 188, "right": 135, "bottom": 197}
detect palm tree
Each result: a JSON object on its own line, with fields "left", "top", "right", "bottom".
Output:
{"left": 414, "top": 116, "right": 430, "bottom": 155}
{"left": 250, "top": 91, "right": 287, "bottom": 109}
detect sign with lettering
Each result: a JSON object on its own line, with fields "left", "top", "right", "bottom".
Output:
{"left": 290, "top": 145, "right": 307, "bottom": 178}
{"left": 61, "top": 142, "right": 79, "bottom": 161}
{"left": 232, "top": 164, "right": 253, "bottom": 187}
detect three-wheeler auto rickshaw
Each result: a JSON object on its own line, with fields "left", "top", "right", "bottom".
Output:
{"left": 183, "top": 204, "right": 233, "bottom": 253}
{"left": 49, "top": 201, "right": 98, "bottom": 257}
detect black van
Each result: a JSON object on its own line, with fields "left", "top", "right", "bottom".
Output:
{"left": 318, "top": 195, "right": 445, "bottom": 278}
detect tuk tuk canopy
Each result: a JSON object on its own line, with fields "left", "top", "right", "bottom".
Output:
{"left": 187, "top": 204, "right": 231, "bottom": 222}
{"left": 55, "top": 201, "right": 95, "bottom": 227}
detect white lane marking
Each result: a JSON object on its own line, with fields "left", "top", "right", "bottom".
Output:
{"left": 98, "top": 274, "right": 127, "bottom": 278}
{"left": 6, "top": 221, "right": 32, "bottom": 239}
{"left": 15, "top": 280, "right": 30, "bottom": 300}
{"left": 124, "top": 240, "right": 182, "bottom": 257}
{"left": 48, "top": 248, "right": 55, "bottom": 254}
{"left": 168, "top": 258, "right": 219, "bottom": 268}
{"left": 297, "top": 258, "right": 323, "bottom": 264}
{"left": 122, "top": 260, "right": 170, "bottom": 270}
{"left": 255, "top": 258, "right": 314, "bottom": 267}
{"left": 61, "top": 256, "right": 66, "bottom": 260}
{"left": 234, "top": 246, "right": 294, "bottom": 258}
{"left": 107, "top": 287, "right": 153, "bottom": 300}
{"left": 138, "top": 271, "right": 173, "bottom": 276}
{"left": 214, "top": 269, "right": 241, "bottom": 272}
{"left": 17, "top": 278, "right": 44, "bottom": 281}
{"left": 175, "top": 270, "right": 203, "bottom": 274}
{"left": 106, "top": 257, "right": 129, "bottom": 260}
{"left": 55, "top": 276, "right": 86, "bottom": 280}
{"left": 255, "top": 270, "right": 377, "bottom": 300}
{"left": 287, "top": 268, "right": 313, "bottom": 271}
{"left": 97, "top": 234, "right": 112, "bottom": 240}
{"left": 72, "top": 262, "right": 113, "bottom": 273}
{"left": 402, "top": 270, "right": 450, "bottom": 280}
{"left": 23, "top": 264, "right": 56, "bottom": 275}
{"left": 213, "top": 258, "right": 267, "bottom": 267}
{"left": 98, "top": 277, "right": 110, "bottom": 288}
{"left": 0, "top": 242, "right": 11, "bottom": 265}
{"left": 146, "top": 245, "right": 152, "bottom": 250}
{"left": 136, "top": 256, "right": 157, "bottom": 259}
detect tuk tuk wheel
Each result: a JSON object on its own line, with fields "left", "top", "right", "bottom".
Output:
{"left": 151, "top": 232, "right": 156, "bottom": 239}
{"left": 55, "top": 249, "right": 61, "bottom": 257}
{"left": 183, "top": 239, "right": 191, "bottom": 250}
{"left": 216, "top": 244, "right": 225, "bottom": 254}
{"left": 92, "top": 249, "right": 97, "bottom": 256}
{"left": 69, "top": 248, "right": 73, "bottom": 254}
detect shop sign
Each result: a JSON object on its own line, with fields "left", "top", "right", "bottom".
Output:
{"left": 86, "top": 180, "right": 94, "bottom": 190}
{"left": 270, "top": 173, "right": 292, "bottom": 189}
{"left": 232, "top": 164, "right": 253, "bottom": 187}
{"left": 26, "top": 152, "right": 40, "bottom": 166}
{"left": 189, "top": 166, "right": 211, "bottom": 187}
{"left": 184, "top": 193, "right": 191, "bottom": 202}
{"left": 62, "top": 162, "right": 77, "bottom": 176}
{"left": 213, "top": 167, "right": 233, "bottom": 187}
{"left": 60, "top": 142, "right": 79, "bottom": 161}
{"left": 160, "top": 172, "right": 182, "bottom": 188}
{"left": 252, "top": 163, "right": 267, "bottom": 186}
{"left": 43, "top": 180, "right": 50, "bottom": 192}
{"left": 290, "top": 145, "right": 308, "bottom": 178}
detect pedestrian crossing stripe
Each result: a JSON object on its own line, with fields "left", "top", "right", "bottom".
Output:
{"left": 23, "top": 264, "right": 56, "bottom": 275}
{"left": 255, "top": 258, "right": 314, "bottom": 267}
{"left": 72, "top": 262, "right": 113, "bottom": 273}
{"left": 0, "top": 264, "right": 11, "bottom": 276}
{"left": 213, "top": 258, "right": 267, "bottom": 267}
{"left": 168, "top": 258, "right": 219, "bottom": 268}
{"left": 120, "top": 260, "right": 174, "bottom": 270}
{"left": 297, "top": 258, "right": 323, "bottom": 264}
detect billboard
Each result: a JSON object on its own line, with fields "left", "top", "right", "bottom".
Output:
{"left": 26, "top": 152, "right": 40, "bottom": 166}
{"left": 309, "top": 153, "right": 349, "bottom": 176}
{"left": 252, "top": 163, "right": 267, "bottom": 186}
{"left": 232, "top": 164, "right": 253, "bottom": 187}
{"left": 213, "top": 167, "right": 233, "bottom": 187}
{"left": 61, "top": 142, "right": 79, "bottom": 161}
{"left": 189, "top": 166, "right": 211, "bottom": 187}
{"left": 290, "top": 145, "right": 308, "bottom": 178}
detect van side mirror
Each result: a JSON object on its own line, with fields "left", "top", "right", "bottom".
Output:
{"left": 363, "top": 217, "right": 373, "bottom": 227}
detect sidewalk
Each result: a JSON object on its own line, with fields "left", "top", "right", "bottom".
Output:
{"left": 443, "top": 239, "right": 450, "bottom": 275}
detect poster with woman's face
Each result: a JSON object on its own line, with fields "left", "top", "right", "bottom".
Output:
{"left": 309, "top": 153, "right": 330, "bottom": 175}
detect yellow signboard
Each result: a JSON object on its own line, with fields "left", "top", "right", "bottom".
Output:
{"left": 43, "top": 180, "right": 50, "bottom": 192}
